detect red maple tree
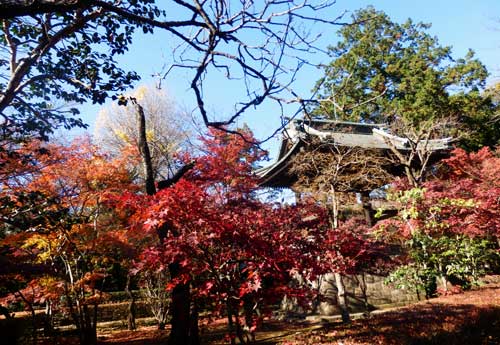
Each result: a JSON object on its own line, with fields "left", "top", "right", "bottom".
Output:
{"left": 134, "top": 128, "right": 339, "bottom": 343}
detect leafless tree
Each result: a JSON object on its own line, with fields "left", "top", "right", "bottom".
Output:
{"left": 1, "top": 0, "right": 349, "bottom": 140}
{"left": 140, "top": 269, "right": 171, "bottom": 330}
{"left": 292, "top": 139, "right": 394, "bottom": 195}
{"left": 379, "top": 118, "right": 454, "bottom": 187}
{"left": 291, "top": 137, "right": 394, "bottom": 228}
{"left": 94, "top": 85, "right": 193, "bottom": 186}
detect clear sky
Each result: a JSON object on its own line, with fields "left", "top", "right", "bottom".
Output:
{"left": 73, "top": 0, "right": 500, "bottom": 159}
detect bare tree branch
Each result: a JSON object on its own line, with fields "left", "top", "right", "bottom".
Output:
{"left": 1, "top": 0, "right": 349, "bottom": 140}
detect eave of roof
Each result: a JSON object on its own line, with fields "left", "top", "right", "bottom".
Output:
{"left": 256, "top": 119, "right": 452, "bottom": 188}
{"left": 255, "top": 139, "right": 302, "bottom": 188}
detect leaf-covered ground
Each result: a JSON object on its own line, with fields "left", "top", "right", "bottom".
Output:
{"left": 91, "top": 278, "right": 500, "bottom": 345}
{"left": 284, "top": 281, "right": 500, "bottom": 345}
{"left": 32, "top": 278, "right": 498, "bottom": 344}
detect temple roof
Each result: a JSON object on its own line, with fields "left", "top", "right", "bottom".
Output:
{"left": 256, "top": 118, "right": 452, "bottom": 188}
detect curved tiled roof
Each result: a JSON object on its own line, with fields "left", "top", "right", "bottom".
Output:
{"left": 256, "top": 118, "right": 452, "bottom": 188}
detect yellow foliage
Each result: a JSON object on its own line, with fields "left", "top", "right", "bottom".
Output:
{"left": 146, "top": 129, "right": 154, "bottom": 142}
{"left": 114, "top": 129, "right": 130, "bottom": 143}
{"left": 22, "top": 234, "right": 59, "bottom": 263}
{"left": 135, "top": 85, "right": 148, "bottom": 101}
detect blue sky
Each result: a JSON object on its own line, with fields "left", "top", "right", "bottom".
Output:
{"left": 74, "top": 0, "right": 500, "bottom": 158}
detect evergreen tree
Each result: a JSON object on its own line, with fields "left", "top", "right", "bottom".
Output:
{"left": 314, "top": 6, "right": 492, "bottom": 138}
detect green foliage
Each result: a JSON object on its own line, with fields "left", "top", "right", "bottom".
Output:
{"left": 387, "top": 264, "right": 439, "bottom": 299}
{"left": 314, "top": 6, "right": 494, "bottom": 139}
{"left": 450, "top": 87, "right": 500, "bottom": 150}
{"left": 443, "top": 236, "right": 499, "bottom": 288}
{"left": 380, "top": 147, "right": 500, "bottom": 295}
{"left": 388, "top": 233, "right": 498, "bottom": 296}
{"left": 383, "top": 175, "right": 500, "bottom": 294}
{"left": 0, "top": 3, "right": 164, "bottom": 139}
{"left": 385, "top": 263, "right": 428, "bottom": 296}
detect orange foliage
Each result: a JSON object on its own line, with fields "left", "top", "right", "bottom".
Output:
{"left": 1, "top": 137, "right": 139, "bottom": 311}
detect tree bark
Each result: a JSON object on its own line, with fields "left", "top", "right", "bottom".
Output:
{"left": 78, "top": 304, "right": 97, "bottom": 345}
{"left": 0, "top": 1, "right": 93, "bottom": 19}
{"left": 168, "top": 282, "right": 191, "bottom": 345}
{"left": 15, "top": 290, "right": 37, "bottom": 345}
{"left": 189, "top": 300, "right": 200, "bottom": 345}
{"left": 43, "top": 301, "right": 54, "bottom": 337}
{"left": 167, "top": 262, "right": 197, "bottom": 345}
{"left": 131, "top": 97, "right": 198, "bottom": 344}
{"left": 330, "top": 187, "right": 339, "bottom": 229}
{"left": 125, "top": 274, "right": 136, "bottom": 330}
{"left": 405, "top": 165, "right": 418, "bottom": 187}
{"left": 334, "top": 272, "right": 350, "bottom": 323}
{"left": 360, "top": 191, "right": 375, "bottom": 226}
{"left": 132, "top": 99, "right": 156, "bottom": 196}
{"left": 358, "top": 273, "right": 370, "bottom": 312}
{"left": 329, "top": 187, "right": 351, "bottom": 323}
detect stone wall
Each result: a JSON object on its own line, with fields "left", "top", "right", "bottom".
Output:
{"left": 97, "top": 301, "right": 153, "bottom": 322}
{"left": 318, "top": 272, "right": 419, "bottom": 315}
{"left": 54, "top": 300, "right": 153, "bottom": 326}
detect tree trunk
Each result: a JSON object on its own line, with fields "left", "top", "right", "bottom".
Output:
{"left": 125, "top": 274, "right": 137, "bottom": 330}
{"left": 189, "top": 300, "right": 200, "bottom": 345}
{"left": 44, "top": 301, "right": 54, "bottom": 337}
{"left": 132, "top": 99, "right": 156, "bottom": 196}
{"left": 79, "top": 304, "right": 98, "bottom": 345}
{"left": 0, "top": 305, "right": 18, "bottom": 345}
{"left": 358, "top": 273, "right": 370, "bottom": 312}
{"left": 168, "top": 262, "right": 195, "bottom": 345}
{"left": 330, "top": 187, "right": 339, "bottom": 229}
{"left": 329, "top": 187, "right": 351, "bottom": 323}
{"left": 131, "top": 98, "right": 199, "bottom": 344}
{"left": 334, "top": 272, "right": 350, "bottom": 323}
{"left": 76, "top": 304, "right": 98, "bottom": 345}
{"left": 226, "top": 300, "right": 236, "bottom": 345}
{"left": 168, "top": 282, "right": 191, "bottom": 345}
{"left": 360, "top": 191, "right": 375, "bottom": 226}
{"left": 29, "top": 305, "right": 37, "bottom": 345}
{"left": 16, "top": 290, "right": 37, "bottom": 345}
{"left": 405, "top": 165, "right": 418, "bottom": 187}
{"left": 80, "top": 327, "right": 97, "bottom": 345}
{"left": 243, "top": 296, "right": 256, "bottom": 343}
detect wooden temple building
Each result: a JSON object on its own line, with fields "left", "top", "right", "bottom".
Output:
{"left": 256, "top": 118, "right": 453, "bottom": 317}
{"left": 256, "top": 118, "right": 452, "bottom": 190}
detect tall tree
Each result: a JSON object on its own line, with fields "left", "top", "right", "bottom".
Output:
{"left": 94, "top": 85, "right": 193, "bottom": 184}
{"left": 313, "top": 6, "right": 490, "bottom": 132}
{"left": 459, "top": 82, "right": 500, "bottom": 150}
{"left": 96, "top": 85, "right": 193, "bottom": 327}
